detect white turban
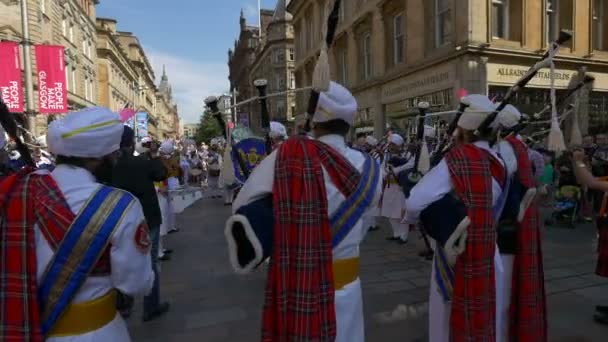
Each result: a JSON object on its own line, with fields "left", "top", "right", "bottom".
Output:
{"left": 457, "top": 94, "right": 497, "bottom": 131}
{"left": 47, "top": 107, "right": 123, "bottom": 158}
{"left": 36, "top": 135, "right": 47, "bottom": 148}
{"left": 141, "top": 136, "right": 153, "bottom": 144}
{"left": 366, "top": 135, "right": 378, "bottom": 146}
{"left": 159, "top": 140, "right": 175, "bottom": 155}
{"left": 494, "top": 104, "right": 522, "bottom": 129}
{"left": 389, "top": 133, "right": 404, "bottom": 146}
{"left": 0, "top": 126, "right": 6, "bottom": 150}
{"left": 269, "top": 121, "right": 287, "bottom": 138}
{"left": 313, "top": 82, "right": 358, "bottom": 125}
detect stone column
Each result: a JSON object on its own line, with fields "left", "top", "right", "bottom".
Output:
{"left": 373, "top": 87, "right": 385, "bottom": 137}
{"left": 346, "top": 28, "right": 357, "bottom": 87}
{"left": 372, "top": 8, "right": 386, "bottom": 77}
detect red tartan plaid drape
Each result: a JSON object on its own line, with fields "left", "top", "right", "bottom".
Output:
{"left": 445, "top": 144, "right": 498, "bottom": 342}
{"left": 505, "top": 136, "right": 547, "bottom": 342}
{"left": 1, "top": 170, "right": 79, "bottom": 341}
{"left": 262, "top": 137, "right": 360, "bottom": 342}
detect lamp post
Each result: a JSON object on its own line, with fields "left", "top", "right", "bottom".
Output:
{"left": 20, "top": 0, "right": 36, "bottom": 137}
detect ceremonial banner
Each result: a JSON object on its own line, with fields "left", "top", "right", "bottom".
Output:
{"left": 35, "top": 45, "right": 67, "bottom": 114}
{"left": 0, "top": 42, "right": 23, "bottom": 112}
{"left": 232, "top": 137, "right": 266, "bottom": 183}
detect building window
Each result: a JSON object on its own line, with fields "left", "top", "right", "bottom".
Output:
{"left": 65, "top": 63, "right": 70, "bottom": 91}
{"left": 593, "top": 0, "right": 605, "bottom": 50}
{"left": 307, "top": 14, "right": 314, "bottom": 51}
{"left": 69, "top": 23, "right": 74, "bottom": 43}
{"left": 492, "top": 0, "right": 509, "bottom": 39}
{"left": 393, "top": 13, "right": 405, "bottom": 65}
{"left": 290, "top": 71, "right": 296, "bottom": 89}
{"left": 289, "top": 48, "right": 295, "bottom": 61}
{"left": 40, "top": 0, "right": 46, "bottom": 14}
{"left": 435, "top": 0, "right": 451, "bottom": 46}
{"left": 361, "top": 33, "right": 372, "bottom": 80}
{"left": 62, "top": 18, "right": 67, "bottom": 36}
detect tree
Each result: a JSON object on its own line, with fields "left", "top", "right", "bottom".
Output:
{"left": 195, "top": 111, "right": 222, "bottom": 144}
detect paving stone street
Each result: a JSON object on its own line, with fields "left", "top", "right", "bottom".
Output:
{"left": 128, "top": 198, "right": 608, "bottom": 342}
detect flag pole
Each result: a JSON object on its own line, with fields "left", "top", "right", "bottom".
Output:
{"left": 20, "top": 0, "right": 36, "bottom": 137}
{"left": 258, "top": 0, "right": 262, "bottom": 37}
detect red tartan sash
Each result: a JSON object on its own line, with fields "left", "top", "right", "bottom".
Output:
{"left": 445, "top": 144, "right": 498, "bottom": 342}
{"left": 505, "top": 136, "right": 548, "bottom": 342}
{"left": 263, "top": 137, "right": 361, "bottom": 342}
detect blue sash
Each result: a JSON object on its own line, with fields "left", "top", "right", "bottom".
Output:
{"left": 330, "top": 155, "right": 380, "bottom": 248}
{"left": 38, "top": 186, "right": 135, "bottom": 335}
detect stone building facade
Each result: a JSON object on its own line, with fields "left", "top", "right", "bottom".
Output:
{"left": 249, "top": 0, "right": 297, "bottom": 129}
{"left": 228, "top": 10, "right": 264, "bottom": 131}
{"left": 288, "top": 0, "right": 608, "bottom": 138}
{"left": 96, "top": 17, "right": 138, "bottom": 112}
{"left": 0, "top": 0, "right": 99, "bottom": 136}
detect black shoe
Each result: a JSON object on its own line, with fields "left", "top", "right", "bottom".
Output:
{"left": 224, "top": 202, "right": 232, "bottom": 206}
{"left": 596, "top": 305, "right": 608, "bottom": 314}
{"left": 386, "top": 236, "right": 400, "bottom": 241}
{"left": 368, "top": 226, "right": 380, "bottom": 231}
{"left": 594, "top": 312, "right": 608, "bottom": 325}
{"left": 158, "top": 254, "right": 171, "bottom": 261}
{"left": 398, "top": 239, "right": 409, "bottom": 245}
{"left": 162, "top": 249, "right": 173, "bottom": 255}
{"left": 143, "top": 302, "right": 170, "bottom": 322}
{"left": 168, "top": 228, "right": 179, "bottom": 234}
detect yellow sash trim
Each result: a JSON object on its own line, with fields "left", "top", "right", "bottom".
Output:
{"left": 333, "top": 257, "right": 360, "bottom": 290}
{"left": 48, "top": 290, "right": 117, "bottom": 337}
{"left": 387, "top": 178, "right": 399, "bottom": 185}
{"left": 60, "top": 120, "right": 122, "bottom": 139}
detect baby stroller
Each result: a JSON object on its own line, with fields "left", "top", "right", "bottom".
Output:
{"left": 547, "top": 185, "right": 582, "bottom": 229}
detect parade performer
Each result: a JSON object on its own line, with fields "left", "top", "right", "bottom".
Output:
{"left": 362, "top": 135, "right": 381, "bottom": 231}
{"left": 207, "top": 138, "right": 222, "bottom": 198}
{"left": 269, "top": 121, "right": 287, "bottom": 150}
{"left": 225, "top": 82, "right": 382, "bottom": 342}
{"left": 572, "top": 148, "right": 608, "bottom": 325}
{"left": 404, "top": 95, "right": 508, "bottom": 342}
{"left": 492, "top": 105, "right": 547, "bottom": 341}
{"left": 380, "top": 133, "right": 413, "bottom": 243}
{"left": 0, "top": 107, "right": 154, "bottom": 341}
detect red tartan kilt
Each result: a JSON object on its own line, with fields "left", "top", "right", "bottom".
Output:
{"left": 596, "top": 218, "right": 608, "bottom": 277}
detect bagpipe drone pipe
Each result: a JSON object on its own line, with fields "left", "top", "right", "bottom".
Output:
{"left": 397, "top": 101, "right": 431, "bottom": 197}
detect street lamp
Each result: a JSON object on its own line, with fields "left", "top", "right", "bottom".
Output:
{"left": 20, "top": 0, "right": 36, "bottom": 137}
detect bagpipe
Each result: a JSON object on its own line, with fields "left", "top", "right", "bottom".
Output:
{"left": 421, "top": 30, "right": 573, "bottom": 261}
{"left": 225, "top": 0, "right": 343, "bottom": 272}
{"left": 397, "top": 102, "right": 431, "bottom": 197}
{"left": 0, "top": 100, "right": 35, "bottom": 168}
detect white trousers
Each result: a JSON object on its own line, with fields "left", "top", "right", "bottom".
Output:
{"left": 429, "top": 248, "right": 504, "bottom": 342}
{"left": 335, "top": 278, "right": 364, "bottom": 342}
{"left": 361, "top": 214, "right": 377, "bottom": 230}
{"left": 498, "top": 254, "right": 514, "bottom": 342}
{"left": 224, "top": 188, "right": 234, "bottom": 204}
{"left": 389, "top": 218, "right": 408, "bottom": 241}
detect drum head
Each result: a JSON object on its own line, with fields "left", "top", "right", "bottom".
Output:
{"left": 190, "top": 169, "right": 203, "bottom": 176}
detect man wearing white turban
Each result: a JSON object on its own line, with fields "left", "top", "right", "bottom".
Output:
{"left": 0, "top": 107, "right": 154, "bottom": 341}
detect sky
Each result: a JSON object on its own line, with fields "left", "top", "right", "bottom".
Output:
{"left": 97, "top": 0, "right": 279, "bottom": 124}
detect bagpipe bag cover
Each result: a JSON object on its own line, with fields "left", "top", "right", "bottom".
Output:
{"left": 420, "top": 193, "right": 467, "bottom": 246}
{"left": 228, "top": 196, "right": 274, "bottom": 270}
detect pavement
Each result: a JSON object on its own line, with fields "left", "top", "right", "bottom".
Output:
{"left": 128, "top": 198, "right": 608, "bottom": 342}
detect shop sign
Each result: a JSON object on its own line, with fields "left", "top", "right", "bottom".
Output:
{"left": 381, "top": 63, "right": 455, "bottom": 104}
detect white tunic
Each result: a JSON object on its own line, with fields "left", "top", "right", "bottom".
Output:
{"left": 233, "top": 134, "right": 383, "bottom": 342}
{"left": 36, "top": 165, "right": 155, "bottom": 342}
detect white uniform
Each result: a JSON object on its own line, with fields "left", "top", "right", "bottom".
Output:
{"left": 493, "top": 139, "right": 519, "bottom": 342}
{"left": 380, "top": 153, "right": 413, "bottom": 241}
{"left": 233, "top": 134, "right": 382, "bottom": 342}
{"left": 404, "top": 141, "right": 507, "bottom": 342}
{"left": 38, "top": 165, "right": 155, "bottom": 342}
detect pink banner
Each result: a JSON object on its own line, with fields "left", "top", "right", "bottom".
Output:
{"left": 0, "top": 42, "right": 23, "bottom": 112}
{"left": 35, "top": 45, "right": 67, "bottom": 114}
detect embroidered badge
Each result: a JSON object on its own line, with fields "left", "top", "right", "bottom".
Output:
{"left": 134, "top": 222, "right": 152, "bottom": 253}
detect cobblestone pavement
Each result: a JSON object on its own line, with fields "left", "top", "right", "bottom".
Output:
{"left": 128, "top": 199, "right": 608, "bottom": 342}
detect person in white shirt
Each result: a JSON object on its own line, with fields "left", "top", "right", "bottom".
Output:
{"left": 0, "top": 107, "right": 154, "bottom": 342}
